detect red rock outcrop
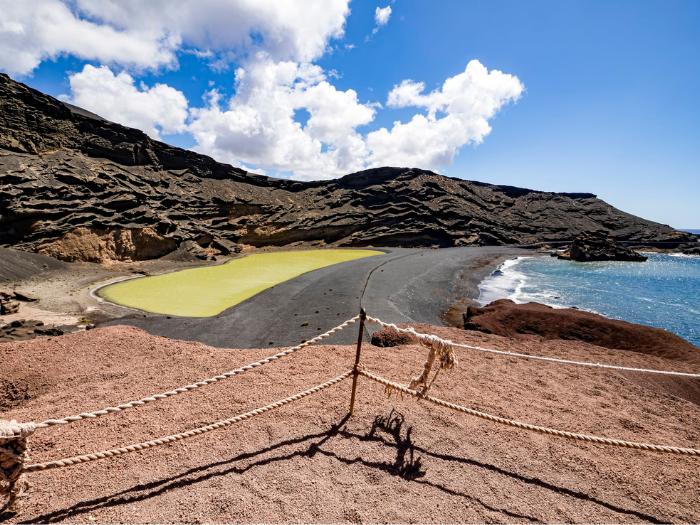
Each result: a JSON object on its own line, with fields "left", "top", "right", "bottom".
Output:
{"left": 462, "top": 299, "right": 699, "bottom": 362}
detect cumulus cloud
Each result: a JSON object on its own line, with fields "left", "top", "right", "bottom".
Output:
{"left": 0, "top": 0, "right": 176, "bottom": 76}
{"left": 77, "top": 0, "right": 350, "bottom": 64}
{"left": 0, "top": 0, "right": 349, "bottom": 76}
{"left": 64, "top": 58, "right": 521, "bottom": 178}
{"left": 188, "top": 55, "right": 375, "bottom": 180}
{"left": 188, "top": 58, "right": 522, "bottom": 178}
{"left": 3, "top": 0, "right": 523, "bottom": 179}
{"left": 66, "top": 65, "right": 188, "bottom": 139}
{"left": 368, "top": 60, "right": 524, "bottom": 168}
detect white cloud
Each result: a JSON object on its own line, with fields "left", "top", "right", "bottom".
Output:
{"left": 371, "top": 5, "right": 392, "bottom": 36}
{"left": 66, "top": 65, "right": 188, "bottom": 140}
{"left": 368, "top": 60, "right": 524, "bottom": 168}
{"left": 188, "top": 55, "right": 375, "bottom": 180}
{"left": 63, "top": 57, "right": 521, "bottom": 178}
{"left": 0, "top": 0, "right": 176, "bottom": 76}
{"left": 2, "top": 0, "right": 523, "bottom": 180}
{"left": 76, "top": 0, "right": 349, "bottom": 63}
{"left": 0, "top": 0, "right": 350, "bottom": 75}
{"left": 189, "top": 58, "right": 522, "bottom": 178}
{"left": 375, "top": 6, "right": 393, "bottom": 27}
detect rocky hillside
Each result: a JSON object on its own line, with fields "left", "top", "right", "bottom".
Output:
{"left": 0, "top": 73, "right": 694, "bottom": 262}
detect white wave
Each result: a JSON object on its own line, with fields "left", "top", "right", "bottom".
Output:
{"left": 478, "top": 256, "right": 586, "bottom": 311}
{"left": 477, "top": 256, "right": 531, "bottom": 306}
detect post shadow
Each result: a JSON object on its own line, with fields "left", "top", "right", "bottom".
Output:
{"left": 17, "top": 411, "right": 665, "bottom": 524}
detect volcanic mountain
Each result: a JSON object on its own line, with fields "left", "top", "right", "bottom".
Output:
{"left": 0, "top": 73, "right": 693, "bottom": 262}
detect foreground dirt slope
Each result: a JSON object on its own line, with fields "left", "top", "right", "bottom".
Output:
{"left": 1, "top": 73, "right": 694, "bottom": 262}
{"left": 2, "top": 325, "right": 699, "bottom": 523}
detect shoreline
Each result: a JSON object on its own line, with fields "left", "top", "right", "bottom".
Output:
{"left": 473, "top": 252, "right": 700, "bottom": 348}
{"left": 442, "top": 251, "right": 529, "bottom": 327}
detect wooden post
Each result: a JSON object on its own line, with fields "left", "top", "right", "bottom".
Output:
{"left": 348, "top": 308, "right": 367, "bottom": 415}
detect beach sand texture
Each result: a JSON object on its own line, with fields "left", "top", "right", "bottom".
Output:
{"left": 2, "top": 324, "right": 699, "bottom": 523}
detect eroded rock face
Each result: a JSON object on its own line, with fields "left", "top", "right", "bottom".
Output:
{"left": 0, "top": 73, "right": 696, "bottom": 262}
{"left": 558, "top": 232, "right": 648, "bottom": 262}
{"left": 37, "top": 226, "right": 178, "bottom": 263}
{"left": 462, "top": 299, "right": 698, "bottom": 360}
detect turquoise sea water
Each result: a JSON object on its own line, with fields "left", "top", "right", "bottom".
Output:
{"left": 478, "top": 253, "right": 700, "bottom": 346}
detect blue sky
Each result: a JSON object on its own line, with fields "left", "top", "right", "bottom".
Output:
{"left": 3, "top": 0, "right": 699, "bottom": 228}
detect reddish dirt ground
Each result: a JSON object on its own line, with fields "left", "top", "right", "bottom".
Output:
{"left": 1, "top": 324, "right": 699, "bottom": 523}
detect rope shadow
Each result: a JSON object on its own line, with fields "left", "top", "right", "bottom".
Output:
{"left": 344, "top": 410, "right": 665, "bottom": 524}
{"left": 18, "top": 411, "right": 665, "bottom": 524}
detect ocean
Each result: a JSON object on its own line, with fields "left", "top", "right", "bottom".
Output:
{"left": 478, "top": 253, "right": 700, "bottom": 346}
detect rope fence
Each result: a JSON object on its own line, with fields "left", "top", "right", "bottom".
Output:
{"left": 358, "top": 368, "right": 700, "bottom": 456}
{"left": 25, "top": 370, "right": 352, "bottom": 473}
{"left": 365, "top": 315, "right": 700, "bottom": 378}
{"left": 2, "top": 309, "right": 699, "bottom": 515}
{"left": 32, "top": 315, "right": 359, "bottom": 431}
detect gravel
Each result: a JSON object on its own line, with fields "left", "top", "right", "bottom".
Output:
{"left": 1, "top": 325, "right": 699, "bottom": 523}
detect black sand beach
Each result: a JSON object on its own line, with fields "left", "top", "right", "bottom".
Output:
{"left": 102, "top": 246, "right": 528, "bottom": 348}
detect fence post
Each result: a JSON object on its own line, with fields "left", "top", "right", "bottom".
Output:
{"left": 0, "top": 420, "right": 35, "bottom": 516}
{"left": 348, "top": 308, "right": 367, "bottom": 415}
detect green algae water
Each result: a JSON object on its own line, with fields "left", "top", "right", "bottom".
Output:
{"left": 99, "top": 249, "right": 382, "bottom": 317}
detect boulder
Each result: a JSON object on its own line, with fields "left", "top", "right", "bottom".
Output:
{"left": 0, "top": 290, "right": 21, "bottom": 314}
{"left": 0, "top": 319, "right": 64, "bottom": 342}
{"left": 558, "top": 232, "right": 647, "bottom": 262}
{"left": 370, "top": 327, "right": 417, "bottom": 347}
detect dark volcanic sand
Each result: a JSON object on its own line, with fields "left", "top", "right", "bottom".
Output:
{"left": 2, "top": 325, "right": 699, "bottom": 523}
{"left": 0, "top": 248, "right": 67, "bottom": 283}
{"left": 102, "top": 246, "right": 527, "bottom": 349}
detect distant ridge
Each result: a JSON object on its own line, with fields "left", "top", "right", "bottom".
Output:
{"left": 0, "top": 73, "right": 695, "bottom": 261}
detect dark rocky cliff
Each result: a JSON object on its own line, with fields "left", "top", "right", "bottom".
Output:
{"left": 0, "top": 73, "right": 694, "bottom": 261}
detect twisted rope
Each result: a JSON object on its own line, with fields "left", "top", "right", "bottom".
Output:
{"left": 25, "top": 370, "right": 353, "bottom": 473}
{"left": 407, "top": 331, "right": 457, "bottom": 396}
{"left": 366, "top": 316, "right": 700, "bottom": 378}
{"left": 29, "top": 315, "right": 359, "bottom": 431}
{"left": 359, "top": 368, "right": 700, "bottom": 456}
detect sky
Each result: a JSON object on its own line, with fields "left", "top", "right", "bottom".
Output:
{"left": 1, "top": 0, "right": 698, "bottom": 228}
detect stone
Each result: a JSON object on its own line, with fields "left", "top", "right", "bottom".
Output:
{"left": 558, "top": 232, "right": 648, "bottom": 262}
{"left": 371, "top": 327, "right": 417, "bottom": 347}
{"left": 0, "top": 299, "right": 19, "bottom": 315}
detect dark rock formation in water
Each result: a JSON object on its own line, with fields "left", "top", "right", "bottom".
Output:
{"left": 462, "top": 299, "right": 698, "bottom": 360}
{"left": 558, "top": 232, "right": 648, "bottom": 262}
{"left": 0, "top": 73, "right": 695, "bottom": 262}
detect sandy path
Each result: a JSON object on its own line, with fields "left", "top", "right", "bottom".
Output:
{"left": 2, "top": 324, "right": 699, "bottom": 523}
